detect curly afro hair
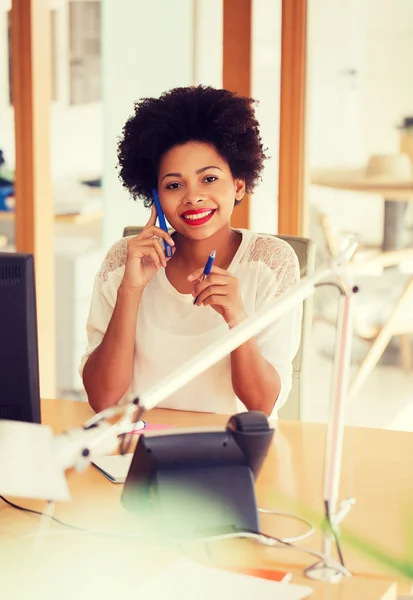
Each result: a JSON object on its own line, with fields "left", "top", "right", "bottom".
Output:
{"left": 117, "top": 85, "right": 267, "bottom": 207}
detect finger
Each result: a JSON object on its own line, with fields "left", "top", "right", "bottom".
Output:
{"left": 146, "top": 204, "right": 157, "bottom": 227}
{"left": 148, "top": 237, "right": 175, "bottom": 262}
{"left": 193, "top": 275, "right": 230, "bottom": 297}
{"left": 138, "top": 246, "right": 162, "bottom": 270}
{"left": 128, "top": 239, "right": 162, "bottom": 269}
{"left": 132, "top": 238, "right": 167, "bottom": 267}
{"left": 195, "top": 286, "right": 228, "bottom": 307}
{"left": 201, "top": 294, "right": 230, "bottom": 308}
{"left": 187, "top": 268, "right": 204, "bottom": 282}
{"left": 187, "top": 264, "right": 227, "bottom": 282}
{"left": 139, "top": 225, "right": 175, "bottom": 247}
{"left": 152, "top": 237, "right": 168, "bottom": 267}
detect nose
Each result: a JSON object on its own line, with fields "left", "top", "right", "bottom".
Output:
{"left": 183, "top": 183, "right": 205, "bottom": 205}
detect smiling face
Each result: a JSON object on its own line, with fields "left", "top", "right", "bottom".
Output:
{"left": 157, "top": 141, "right": 245, "bottom": 240}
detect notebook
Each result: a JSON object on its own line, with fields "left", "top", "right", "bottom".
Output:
{"left": 92, "top": 453, "right": 133, "bottom": 483}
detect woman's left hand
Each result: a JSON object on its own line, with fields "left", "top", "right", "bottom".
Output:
{"left": 188, "top": 266, "right": 247, "bottom": 328}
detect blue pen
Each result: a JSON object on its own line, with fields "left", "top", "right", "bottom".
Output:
{"left": 193, "top": 249, "right": 216, "bottom": 305}
{"left": 152, "top": 188, "right": 173, "bottom": 258}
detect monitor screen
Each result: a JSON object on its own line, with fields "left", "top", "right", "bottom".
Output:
{"left": 0, "top": 252, "right": 40, "bottom": 422}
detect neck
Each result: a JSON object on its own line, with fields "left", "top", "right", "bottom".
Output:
{"left": 173, "top": 225, "right": 239, "bottom": 271}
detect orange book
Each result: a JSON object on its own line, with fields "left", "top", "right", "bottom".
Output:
{"left": 216, "top": 565, "right": 292, "bottom": 583}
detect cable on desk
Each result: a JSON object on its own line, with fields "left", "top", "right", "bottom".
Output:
{"left": 21, "top": 526, "right": 350, "bottom": 576}
{"left": 2, "top": 495, "right": 349, "bottom": 576}
{"left": 0, "top": 495, "right": 85, "bottom": 531}
{"left": 187, "top": 528, "right": 351, "bottom": 577}
{"left": 1, "top": 495, "right": 179, "bottom": 548}
{"left": 257, "top": 508, "right": 315, "bottom": 543}
{"left": 1, "top": 494, "right": 313, "bottom": 545}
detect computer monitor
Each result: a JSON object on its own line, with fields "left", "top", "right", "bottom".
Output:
{"left": 0, "top": 252, "right": 41, "bottom": 423}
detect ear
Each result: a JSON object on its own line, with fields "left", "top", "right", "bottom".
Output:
{"left": 234, "top": 178, "right": 246, "bottom": 201}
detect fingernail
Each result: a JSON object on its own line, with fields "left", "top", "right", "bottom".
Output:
{"left": 187, "top": 274, "right": 193, "bottom": 281}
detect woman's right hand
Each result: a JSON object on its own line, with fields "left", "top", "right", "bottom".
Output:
{"left": 121, "top": 205, "right": 175, "bottom": 291}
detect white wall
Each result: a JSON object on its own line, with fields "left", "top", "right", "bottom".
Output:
{"left": 193, "top": 0, "right": 223, "bottom": 88}
{"left": 101, "top": 0, "right": 195, "bottom": 248}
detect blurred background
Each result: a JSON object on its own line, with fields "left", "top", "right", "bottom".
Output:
{"left": 1, "top": 0, "right": 412, "bottom": 430}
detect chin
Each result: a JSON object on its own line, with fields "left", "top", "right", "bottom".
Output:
{"left": 179, "top": 227, "right": 216, "bottom": 240}
{"left": 171, "top": 216, "right": 227, "bottom": 240}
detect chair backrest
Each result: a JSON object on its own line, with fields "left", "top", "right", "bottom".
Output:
{"left": 275, "top": 235, "right": 315, "bottom": 420}
{"left": 123, "top": 227, "right": 315, "bottom": 420}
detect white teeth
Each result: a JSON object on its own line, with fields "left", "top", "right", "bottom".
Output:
{"left": 182, "top": 210, "right": 214, "bottom": 221}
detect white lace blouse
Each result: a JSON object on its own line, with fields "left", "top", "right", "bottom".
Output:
{"left": 79, "top": 228, "right": 302, "bottom": 416}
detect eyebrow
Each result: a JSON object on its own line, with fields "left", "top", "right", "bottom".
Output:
{"left": 160, "top": 165, "right": 223, "bottom": 182}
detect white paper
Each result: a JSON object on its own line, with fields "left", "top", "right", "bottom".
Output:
{"left": 139, "top": 559, "right": 313, "bottom": 599}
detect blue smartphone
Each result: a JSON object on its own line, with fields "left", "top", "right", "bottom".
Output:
{"left": 152, "top": 188, "right": 173, "bottom": 258}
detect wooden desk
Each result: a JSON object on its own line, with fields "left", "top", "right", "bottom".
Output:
{"left": 311, "top": 170, "right": 413, "bottom": 251}
{"left": 311, "top": 170, "right": 413, "bottom": 201}
{"left": 2, "top": 399, "right": 410, "bottom": 599}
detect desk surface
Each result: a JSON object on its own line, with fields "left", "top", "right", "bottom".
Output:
{"left": 311, "top": 170, "right": 413, "bottom": 200}
{"left": 2, "top": 399, "right": 411, "bottom": 600}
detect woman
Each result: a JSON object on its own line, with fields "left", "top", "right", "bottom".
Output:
{"left": 80, "top": 85, "right": 302, "bottom": 416}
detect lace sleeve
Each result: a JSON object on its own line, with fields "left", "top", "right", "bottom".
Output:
{"left": 247, "top": 235, "right": 300, "bottom": 295}
{"left": 98, "top": 238, "right": 128, "bottom": 283}
{"left": 79, "top": 238, "right": 128, "bottom": 377}
{"left": 246, "top": 234, "right": 302, "bottom": 414}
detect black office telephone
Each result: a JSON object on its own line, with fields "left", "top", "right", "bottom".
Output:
{"left": 121, "top": 411, "right": 274, "bottom": 538}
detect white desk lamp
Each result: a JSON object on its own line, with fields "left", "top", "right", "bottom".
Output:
{"left": 0, "top": 240, "right": 358, "bottom": 583}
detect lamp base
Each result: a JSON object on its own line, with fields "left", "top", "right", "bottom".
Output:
{"left": 305, "top": 560, "right": 351, "bottom": 583}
